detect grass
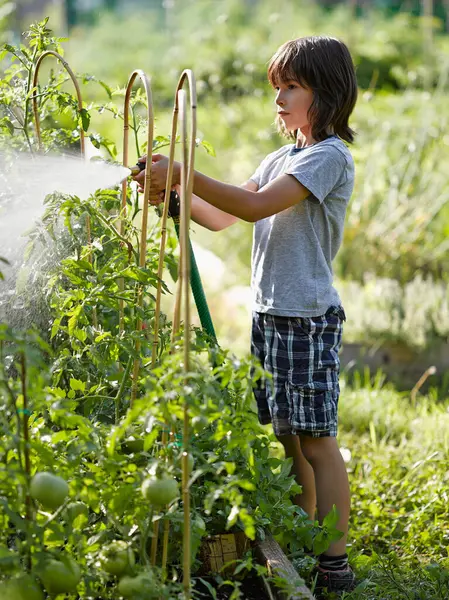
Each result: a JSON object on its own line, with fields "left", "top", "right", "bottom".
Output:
{"left": 293, "top": 375, "right": 449, "bottom": 599}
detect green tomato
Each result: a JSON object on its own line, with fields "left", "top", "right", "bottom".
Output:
{"left": 30, "top": 472, "right": 69, "bottom": 510}
{"left": 1, "top": 575, "right": 44, "bottom": 600}
{"left": 99, "top": 541, "right": 135, "bottom": 576}
{"left": 39, "top": 555, "right": 81, "bottom": 595}
{"left": 141, "top": 476, "right": 178, "bottom": 506}
{"left": 118, "top": 571, "right": 158, "bottom": 598}
{"left": 65, "top": 501, "right": 88, "bottom": 522}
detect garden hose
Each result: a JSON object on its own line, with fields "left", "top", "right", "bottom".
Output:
{"left": 166, "top": 190, "right": 217, "bottom": 341}
{"left": 130, "top": 163, "right": 216, "bottom": 342}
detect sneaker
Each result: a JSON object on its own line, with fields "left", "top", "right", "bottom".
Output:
{"left": 312, "top": 565, "right": 357, "bottom": 598}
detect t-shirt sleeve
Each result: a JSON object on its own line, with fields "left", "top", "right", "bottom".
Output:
{"left": 249, "top": 156, "right": 269, "bottom": 188}
{"left": 249, "top": 147, "right": 285, "bottom": 187}
{"left": 285, "top": 145, "right": 347, "bottom": 203}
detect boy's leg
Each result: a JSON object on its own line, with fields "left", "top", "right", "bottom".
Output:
{"left": 277, "top": 434, "right": 316, "bottom": 520}
{"left": 299, "top": 434, "right": 350, "bottom": 556}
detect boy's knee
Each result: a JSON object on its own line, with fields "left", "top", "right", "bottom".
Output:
{"left": 276, "top": 433, "right": 301, "bottom": 455}
{"left": 299, "top": 435, "right": 337, "bottom": 465}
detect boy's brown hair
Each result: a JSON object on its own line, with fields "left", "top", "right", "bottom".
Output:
{"left": 268, "top": 36, "right": 357, "bottom": 143}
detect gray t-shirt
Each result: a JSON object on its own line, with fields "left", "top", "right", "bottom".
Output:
{"left": 249, "top": 136, "right": 354, "bottom": 317}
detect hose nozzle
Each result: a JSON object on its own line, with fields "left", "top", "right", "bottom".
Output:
{"left": 128, "top": 161, "right": 146, "bottom": 177}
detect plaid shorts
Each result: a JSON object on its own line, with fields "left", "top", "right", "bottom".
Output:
{"left": 251, "top": 306, "right": 346, "bottom": 438}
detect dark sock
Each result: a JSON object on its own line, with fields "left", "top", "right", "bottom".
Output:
{"left": 319, "top": 553, "right": 349, "bottom": 572}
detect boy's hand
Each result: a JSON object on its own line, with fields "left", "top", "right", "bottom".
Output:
{"left": 132, "top": 154, "right": 181, "bottom": 203}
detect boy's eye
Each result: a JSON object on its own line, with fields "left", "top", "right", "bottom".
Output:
{"left": 288, "top": 84, "right": 296, "bottom": 90}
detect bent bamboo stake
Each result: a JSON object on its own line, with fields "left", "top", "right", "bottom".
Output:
{"left": 178, "top": 85, "right": 195, "bottom": 600}
{"left": 149, "top": 72, "right": 196, "bottom": 593}
{"left": 151, "top": 70, "right": 196, "bottom": 365}
{"left": 121, "top": 70, "right": 154, "bottom": 404}
{"left": 32, "top": 51, "right": 85, "bottom": 155}
{"left": 31, "top": 51, "right": 97, "bottom": 327}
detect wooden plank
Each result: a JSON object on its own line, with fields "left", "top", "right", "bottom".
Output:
{"left": 255, "top": 535, "right": 315, "bottom": 600}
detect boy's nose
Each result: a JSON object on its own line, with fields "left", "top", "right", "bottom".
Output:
{"left": 275, "top": 92, "right": 285, "bottom": 106}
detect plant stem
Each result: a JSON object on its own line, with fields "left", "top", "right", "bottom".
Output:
{"left": 23, "top": 45, "right": 38, "bottom": 153}
{"left": 95, "top": 211, "right": 137, "bottom": 260}
{"left": 131, "top": 104, "right": 141, "bottom": 158}
{"left": 20, "top": 353, "right": 32, "bottom": 571}
{"left": 140, "top": 509, "right": 154, "bottom": 567}
{"left": 114, "top": 355, "right": 133, "bottom": 423}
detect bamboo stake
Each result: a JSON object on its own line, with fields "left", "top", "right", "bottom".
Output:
{"left": 121, "top": 71, "right": 154, "bottom": 405}
{"left": 148, "top": 71, "right": 196, "bottom": 578}
{"left": 31, "top": 51, "right": 97, "bottom": 328}
{"left": 179, "top": 84, "right": 194, "bottom": 600}
{"left": 32, "top": 51, "right": 85, "bottom": 155}
{"left": 153, "top": 69, "right": 197, "bottom": 359}
{"left": 147, "top": 69, "right": 196, "bottom": 571}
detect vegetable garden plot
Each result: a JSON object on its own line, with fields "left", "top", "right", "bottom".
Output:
{"left": 0, "top": 19, "right": 337, "bottom": 600}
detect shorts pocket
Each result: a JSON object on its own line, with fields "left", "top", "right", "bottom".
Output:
{"left": 286, "top": 378, "right": 338, "bottom": 433}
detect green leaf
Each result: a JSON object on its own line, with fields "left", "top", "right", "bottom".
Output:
{"left": 94, "top": 332, "right": 111, "bottom": 343}
{"left": 73, "top": 328, "right": 87, "bottom": 343}
{"left": 312, "top": 531, "right": 328, "bottom": 556}
{"left": 198, "top": 579, "right": 217, "bottom": 600}
{"left": 70, "top": 378, "right": 86, "bottom": 393}
{"left": 98, "top": 79, "right": 112, "bottom": 99}
{"left": 89, "top": 132, "right": 101, "bottom": 149}
{"left": 78, "top": 107, "right": 91, "bottom": 132}
{"left": 322, "top": 505, "right": 339, "bottom": 530}
{"left": 235, "top": 479, "right": 256, "bottom": 491}
{"left": 68, "top": 305, "right": 82, "bottom": 336}
{"left": 200, "top": 140, "right": 216, "bottom": 157}
{"left": 50, "top": 318, "right": 61, "bottom": 340}
{"left": 0, "top": 116, "right": 14, "bottom": 135}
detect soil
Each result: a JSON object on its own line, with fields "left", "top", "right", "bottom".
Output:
{"left": 193, "top": 573, "right": 270, "bottom": 600}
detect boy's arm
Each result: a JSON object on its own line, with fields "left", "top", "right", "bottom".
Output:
{"left": 191, "top": 171, "right": 309, "bottom": 222}
{"left": 146, "top": 154, "right": 309, "bottom": 222}
{"left": 189, "top": 180, "right": 257, "bottom": 231}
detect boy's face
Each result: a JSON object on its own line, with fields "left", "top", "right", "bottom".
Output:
{"left": 274, "top": 79, "right": 314, "bottom": 132}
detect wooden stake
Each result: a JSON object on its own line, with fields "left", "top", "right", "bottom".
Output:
{"left": 150, "top": 72, "right": 196, "bottom": 592}
{"left": 32, "top": 51, "right": 97, "bottom": 328}
{"left": 120, "top": 71, "right": 154, "bottom": 405}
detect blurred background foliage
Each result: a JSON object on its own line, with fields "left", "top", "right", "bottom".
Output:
{"left": 2, "top": 0, "right": 449, "bottom": 357}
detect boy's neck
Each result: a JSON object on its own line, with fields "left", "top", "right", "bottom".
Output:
{"left": 295, "top": 127, "right": 316, "bottom": 148}
{"left": 295, "top": 125, "right": 334, "bottom": 148}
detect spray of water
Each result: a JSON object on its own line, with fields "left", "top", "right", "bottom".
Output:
{"left": 0, "top": 151, "right": 131, "bottom": 330}
{"left": 0, "top": 152, "right": 129, "bottom": 260}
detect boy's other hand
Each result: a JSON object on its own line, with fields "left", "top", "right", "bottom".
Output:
{"left": 132, "top": 154, "right": 181, "bottom": 201}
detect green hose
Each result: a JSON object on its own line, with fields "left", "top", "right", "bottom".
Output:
{"left": 169, "top": 191, "right": 217, "bottom": 342}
